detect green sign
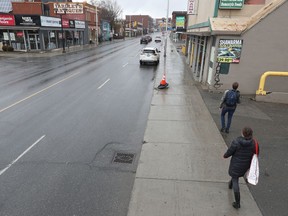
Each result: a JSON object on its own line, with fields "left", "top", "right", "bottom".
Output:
{"left": 176, "top": 16, "right": 185, "bottom": 28}
{"left": 219, "top": 0, "right": 244, "bottom": 9}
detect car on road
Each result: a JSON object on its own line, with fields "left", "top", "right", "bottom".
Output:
{"left": 140, "top": 36, "right": 149, "bottom": 44}
{"left": 139, "top": 47, "right": 160, "bottom": 65}
{"left": 155, "top": 36, "right": 162, "bottom": 43}
{"left": 146, "top": 35, "right": 152, "bottom": 42}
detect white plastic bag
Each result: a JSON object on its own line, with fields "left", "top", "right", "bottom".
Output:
{"left": 247, "top": 154, "right": 259, "bottom": 185}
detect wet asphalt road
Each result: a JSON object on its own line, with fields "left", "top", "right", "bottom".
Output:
{"left": 0, "top": 38, "right": 161, "bottom": 215}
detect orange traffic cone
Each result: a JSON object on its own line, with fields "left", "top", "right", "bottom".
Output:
{"left": 158, "top": 74, "right": 169, "bottom": 89}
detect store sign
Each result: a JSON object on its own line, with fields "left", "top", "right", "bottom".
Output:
{"left": 75, "top": 20, "right": 85, "bottom": 29}
{"left": 16, "top": 32, "right": 24, "bottom": 37}
{"left": 62, "top": 19, "right": 70, "bottom": 28}
{"left": 69, "top": 20, "right": 75, "bottom": 28}
{"left": 187, "top": 0, "right": 197, "bottom": 15}
{"left": 40, "top": 16, "right": 61, "bottom": 27}
{"left": 54, "top": 3, "right": 84, "bottom": 14}
{"left": 15, "top": 15, "right": 40, "bottom": 26}
{"left": 217, "top": 39, "right": 243, "bottom": 63}
{"left": 0, "top": 14, "right": 15, "bottom": 26}
{"left": 219, "top": 0, "right": 244, "bottom": 9}
{"left": 176, "top": 16, "right": 185, "bottom": 28}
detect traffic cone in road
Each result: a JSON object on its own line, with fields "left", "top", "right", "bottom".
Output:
{"left": 158, "top": 74, "right": 169, "bottom": 89}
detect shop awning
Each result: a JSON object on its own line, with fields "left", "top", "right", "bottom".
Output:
{"left": 186, "top": 0, "right": 286, "bottom": 36}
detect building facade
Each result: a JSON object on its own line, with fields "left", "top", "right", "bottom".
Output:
{"left": 125, "top": 15, "right": 153, "bottom": 36}
{"left": 185, "top": 0, "right": 288, "bottom": 95}
{"left": 0, "top": 0, "right": 99, "bottom": 52}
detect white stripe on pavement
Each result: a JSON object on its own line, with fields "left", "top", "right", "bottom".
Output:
{"left": 0, "top": 135, "right": 46, "bottom": 176}
{"left": 97, "top": 79, "right": 110, "bottom": 89}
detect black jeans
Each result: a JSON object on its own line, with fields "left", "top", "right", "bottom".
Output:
{"left": 231, "top": 177, "right": 240, "bottom": 193}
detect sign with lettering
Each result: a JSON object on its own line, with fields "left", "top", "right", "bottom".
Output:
{"left": 176, "top": 16, "right": 185, "bottom": 28}
{"left": 15, "top": 15, "right": 41, "bottom": 26}
{"left": 0, "top": 14, "right": 15, "bottom": 26}
{"left": 217, "top": 39, "right": 243, "bottom": 63}
{"left": 187, "top": 0, "right": 197, "bottom": 15}
{"left": 54, "top": 3, "right": 83, "bottom": 14}
{"left": 75, "top": 20, "right": 85, "bottom": 29}
{"left": 40, "top": 16, "right": 61, "bottom": 27}
{"left": 219, "top": 0, "right": 244, "bottom": 9}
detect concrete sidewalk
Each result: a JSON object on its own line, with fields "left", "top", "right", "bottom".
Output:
{"left": 127, "top": 39, "right": 262, "bottom": 215}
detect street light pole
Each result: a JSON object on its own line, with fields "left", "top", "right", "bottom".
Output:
{"left": 129, "top": 15, "right": 132, "bottom": 37}
{"left": 95, "top": 5, "right": 99, "bottom": 45}
{"left": 54, "top": 5, "right": 67, "bottom": 53}
{"left": 164, "top": 0, "right": 169, "bottom": 57}
{"left": 60, "top": 14, "right": 66, "bottom": 53}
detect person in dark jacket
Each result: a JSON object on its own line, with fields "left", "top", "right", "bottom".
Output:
{"left": 219, "top": 82, "right": 240, "bottom": 133}
{"left": 223, "top": 127, "right": 259, "bottom": 209}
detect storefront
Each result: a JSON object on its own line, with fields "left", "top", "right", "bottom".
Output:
{"left": 0, "top": 13, "right": 85, "bottom": 52}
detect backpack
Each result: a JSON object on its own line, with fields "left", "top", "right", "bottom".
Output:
{"left": 225, "top": 90, "right": 237, "bottom": 107}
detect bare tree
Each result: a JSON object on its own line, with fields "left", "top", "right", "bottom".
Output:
{"left": 94, "top": 0, "right": 123, "bottom": 31}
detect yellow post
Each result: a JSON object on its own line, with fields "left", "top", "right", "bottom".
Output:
{"left": 256, "top": 71, "right": 288, "bottom": 95}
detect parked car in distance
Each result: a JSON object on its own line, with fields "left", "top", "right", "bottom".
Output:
{"left": 140, "top": 36, "right": 149, "bottom": 44}
{"left": 155, "top": 36, "right": 162, "bottom": 43}
{"left": 139, "top": 47, "right": 160, "bottom": 65}
{"left": 146, "top": 35, "right": 152, "bottom": 42}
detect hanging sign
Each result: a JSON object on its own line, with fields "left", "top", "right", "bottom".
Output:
{"left": 217, "top": 39, "right": 243, "bottom": 63}
{"left": 187, "top": 0, "right": 197, "bottom": 15}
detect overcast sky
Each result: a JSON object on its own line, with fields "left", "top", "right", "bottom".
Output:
{"left": 80, "top": 0, "right": 188, "bottom": 19}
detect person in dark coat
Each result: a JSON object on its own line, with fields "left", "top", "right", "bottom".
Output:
{"left": 219, "top": 82, "right": 240, "bottom": 133}
{"left": 223, "top": 127, "right": 259, "bottom": 209}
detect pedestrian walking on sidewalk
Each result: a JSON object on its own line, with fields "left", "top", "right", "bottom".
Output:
{"left": 219, "top": 82, "right": 240, "bottom": 133}
{"left": 223, "top": 127, "right": 259, "bottom": 209}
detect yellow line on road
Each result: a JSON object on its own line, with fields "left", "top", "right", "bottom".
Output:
{"left": 0, "top": 71, "right": 81, "bottom": 114}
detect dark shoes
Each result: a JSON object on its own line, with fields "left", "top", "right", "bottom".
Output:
{"left": 232, "top": 192, "right": 241, "bottom": 209}
{"left": 220, "top": 128, "right": 229, "bottom": 133}
{"left": 232, "top": 202, "right": 241, "bottom": 209}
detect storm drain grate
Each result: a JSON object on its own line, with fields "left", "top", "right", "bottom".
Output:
{"left": 113, "top": 152, "right": 135, "bottom": 164}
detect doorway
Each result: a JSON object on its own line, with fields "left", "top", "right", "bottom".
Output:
{"left": 28, "top": 34, "right": 40, "bottom": 50}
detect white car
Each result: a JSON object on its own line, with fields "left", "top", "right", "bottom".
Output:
{"left": 139, "top": 47, "right": 160, "bottom": 65}
{"left": 155, "top": 36, "right": 162, "bottom": 43}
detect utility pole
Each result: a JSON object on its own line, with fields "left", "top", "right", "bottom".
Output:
{"left": 164, "top": 0, "right": 169, "bottom": 57}
{"left": 95, "top": 5, "right": 98, "bottom": 45}
{"left": 129, "top": 15, "right": 132, "bottom": 37}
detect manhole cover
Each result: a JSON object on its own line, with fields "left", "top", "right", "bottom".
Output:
{"left": 113, "top": 152, "right": 135, "bottom": 164}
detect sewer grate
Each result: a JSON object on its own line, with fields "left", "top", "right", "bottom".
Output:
{"left": 113, "top": 152, "right": 135, "bottom": 164}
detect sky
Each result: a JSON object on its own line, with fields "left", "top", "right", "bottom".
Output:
{"left": 78, "top": 0, "right": 188, "bottom": 19}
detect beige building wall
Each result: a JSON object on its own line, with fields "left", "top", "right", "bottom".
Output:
{"left": 218, "top": 1, "right": 288, "bottom": 94}
{"left": 186, "top": 0, "right": 288, "bottom": 95}
{"left": 187, "top": 0, "right": 215, "bottom": 27}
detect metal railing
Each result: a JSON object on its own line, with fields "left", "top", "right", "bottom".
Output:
{"left": 256, "top": 71, "right": 288, "bottom": 95}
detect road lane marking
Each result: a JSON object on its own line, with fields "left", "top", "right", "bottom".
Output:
{"left": 122, "top": 63, "right": 128, "bottom": 67}
{"left": 97, "top": 79, "right": 110, "bottom": 89}
{"left": 0, "top": 72, "right": 81, "bottom": 114}
{"left": 0, "top": 135, "right": 46, "bottom": 176}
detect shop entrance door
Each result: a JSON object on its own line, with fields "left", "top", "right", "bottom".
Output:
{"left": 28, "top": 34, "right": 40, "bottom": 50}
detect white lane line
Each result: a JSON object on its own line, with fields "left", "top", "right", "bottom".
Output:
{"left": 0, "top": 135, "right": 46, "bottom": 176}
{"left": 122, "top": 63, "right": 128, "bottom": 67}
{"left": 97, "top": 79, "right": 110, "bottom": 89}
{"left": 0, "top": 72, "right": 81, "bottom": 114}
